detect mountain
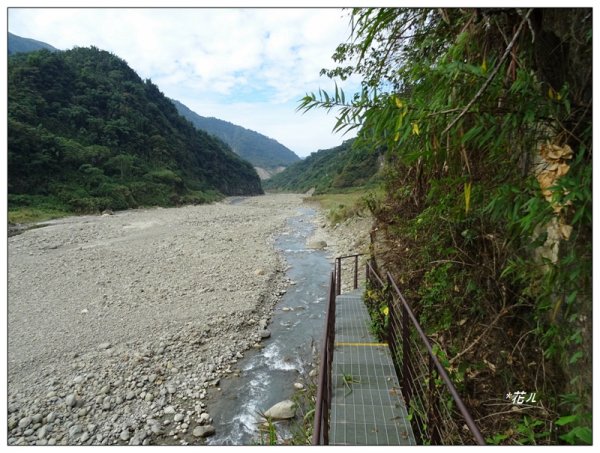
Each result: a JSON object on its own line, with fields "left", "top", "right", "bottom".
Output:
{"left": 263, "top": 139, "right": 381, "bottom": 194}
{"left": 8, "top": 46, "right": 262, "bottom": 215}
{"left": 8, "top": 32, "right": 58, "bottom": 54}
{"left": 172, "top": 99, "right": 300, "bottom": 176}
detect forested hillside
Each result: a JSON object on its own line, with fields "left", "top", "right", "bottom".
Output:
{"left": 8, "top": 47, "right": 262, "bottom": 219}
{"left": 302, "top": 8, "right": 592, "bottom": 445}
{"left": 172, "top": 99, "right": 300, "bottom": 170}
{"left": 264, "top": 139, "right": 380, "bottom": 193}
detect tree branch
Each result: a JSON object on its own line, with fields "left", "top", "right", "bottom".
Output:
{"left": 442, "top": 8, "right": 534, "bottom": 135}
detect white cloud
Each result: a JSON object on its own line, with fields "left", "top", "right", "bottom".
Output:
{"left": 8, "top": 7, "right": 360, "bottom": 156}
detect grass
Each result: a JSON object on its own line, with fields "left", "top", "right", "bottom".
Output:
{"left": 303, "top": 188, "right": 383, "bottom": 225}
{"left": 8, "top": 206, "right": 72, "bottom": 225}
{"left": 342, "top": 373, "right": 361, "bottom": 396}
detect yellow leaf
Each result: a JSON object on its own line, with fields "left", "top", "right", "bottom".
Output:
{"left": 548, "top": 86, "right": 556, "bottom": 100}
{"left": 464, "top": 181, "right": 472, "bottom": 214}
{"left": 394, "top": 97, "right": 403, "bottom": 109}
{"left": 411, "top": 122, "right": 420, "bottom": 135}
{"left": 394, "top": 131, "right": 400, "bottom": 142}
{"left": 381, "top": 306, "right": 389, "bottom": 316}
{"left": 481, "top": 59, "right": 487, "bottom": 73}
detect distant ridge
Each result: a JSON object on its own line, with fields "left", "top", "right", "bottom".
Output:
{"left": 8, "top": 32, "right": 58, "bottom": 54}
{"left": 264, "top": 139, "right": 381, "bottom": 194}
{"left": 172, "top": 99, "right": 301, "bottom": 173}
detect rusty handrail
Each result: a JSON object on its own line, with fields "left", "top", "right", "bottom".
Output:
{"left": 312, "top": 270, "right": 336, "bottom": 445}
{"left": 313, "top": 253, "right": 365, "bottom": 444}
{"left": 366, "top": 260, "right": 486, "bottom": 445}
{"left": 335, "top": 253, "right": 364, "bottom": 295}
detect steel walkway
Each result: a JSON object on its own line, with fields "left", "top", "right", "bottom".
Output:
{"left": 329, "top": 289, "right": 416, "bottom": 445}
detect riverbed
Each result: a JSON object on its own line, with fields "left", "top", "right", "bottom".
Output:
{"left": 7, "top": 193, "right": 372, "bottom": 446}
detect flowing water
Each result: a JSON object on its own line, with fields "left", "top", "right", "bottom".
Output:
{"left": 206, "top": 207, "right": 331, "bottom": 445}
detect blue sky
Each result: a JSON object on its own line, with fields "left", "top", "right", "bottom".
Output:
{"left": 8, "top": 7, "right": 362, "bottom": 157}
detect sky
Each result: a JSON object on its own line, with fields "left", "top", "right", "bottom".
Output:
{"left": 7, "top": 6, "right": 362, "bottom": 158}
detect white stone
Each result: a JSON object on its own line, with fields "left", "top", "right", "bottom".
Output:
{"left": 263, "top": 400, "right": 296, "bottom": 420}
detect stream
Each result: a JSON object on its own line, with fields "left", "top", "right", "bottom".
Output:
{"left": 206, "top": 207, "right": 331, "bottom": 445}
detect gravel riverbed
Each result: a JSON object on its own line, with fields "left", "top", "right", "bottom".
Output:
{"left": 7, "top": 194, "right": 313, "bottom": 446}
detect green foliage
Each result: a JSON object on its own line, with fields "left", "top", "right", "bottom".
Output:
{"left": 8, "top": 194, "right": 71, "bottom": 224}
{"left": 172, "top": 99, "right": 300, "bottom": 169}
{"left": 304, "top": 7, "right": 592, "bottom": 445}
{"left": 306, "top": 189, "right": 379, "bottom": 225}
{"left": 8, "top": 46, "right": 263, "bottom": 219}
{"left": 264, "top": 138, "right": 381, "bottom": 194}
{"left": 364, "top": 282, "right": 389, "bottom": 341}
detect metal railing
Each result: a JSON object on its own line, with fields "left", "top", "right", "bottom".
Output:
{"left": 365, "top": 260, "right": 486, "bottom": 445}
{"left": 313, "top": 254, "right": 362, "bottom": 445}
{"left": 334, "top": 253, "right": 364, "bottom": 295}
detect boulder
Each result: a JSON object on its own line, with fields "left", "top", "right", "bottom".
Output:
{"left": 193, "top": 425, "right": 215, "bottom": 438}
{"left": 307, "top": 240, "right": 327, "bottom": 250}
{"left": 260, "top": 329, "right": 271, "bottom": 339}
{"left": 263, "top": 400, "right": 296, "bottom": 420}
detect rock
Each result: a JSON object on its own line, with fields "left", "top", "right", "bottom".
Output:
{"left": 145, "top": 392, "right": 154, "bottom": 402}
{"left": 32, "top": 413, "right": 43, "bottom": 424}
{"left": 150, "top": 424, "right": 163, "bottom": 435}
{"left": 46, "top": 412, "right": 57, "bottom": 423}
{"left": 65, "top": 393, "right": 78, "bottom": 407}
{"left": 307, "top": 240, "right": 327, "bottom": 249}
{"left": 260, "top": 329, "right": 271, "bottom": 339}
{"left": 73, "top": 375, "right": 85, "bottom": 384}
{"left": 258, "top": 319, "right": 268, "bottom": 330}
{"left": 193, "top": 425, "right": 215, "bottom": 438}
{"left": 309, "top": 369, "right": 318, "bottom": 378}
{"left": 102, "top": 396, "right": 112, "bottom": 410}
{"left": 18, "top": 416, "right": 32, "bottom": 429}
{"left": 164, "top": 405, "right": 176, "bottom": 414}
{"left": 102, "top": 209, "right": 114, "bottom": 216}
{"left": 294, "top": 382, "right": 304, "bottom": 390}
{"left": 174, "top": 413, "right": 184, "bottom": 422}
{"left": 8, "top": 417, "right": 17, "bottom": 431}
{"left": 120, "top": 429, "right": 130, "bottom": 441}
{"left": 80, "top": 432, "right": 90, "bottom": 443}
{"left": 263, "top": 400, "right": 296, "bottom": 420}
{"left": 37, "top": 425, "right": 48, "bottom": 439}
{"left": 98, "top": 342, "right": 111, "bottom": 350}
{"left": 254, "top": 268, "right": 265, "bottom": 276}
{"left": 199, "top": 413, "right": 211, "bottom": 425}
{"left": 69, "top": 424, "right": 83, "bottom": 438}
{"left": 126, "top": 390, "right": 135, "bottom": 400}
